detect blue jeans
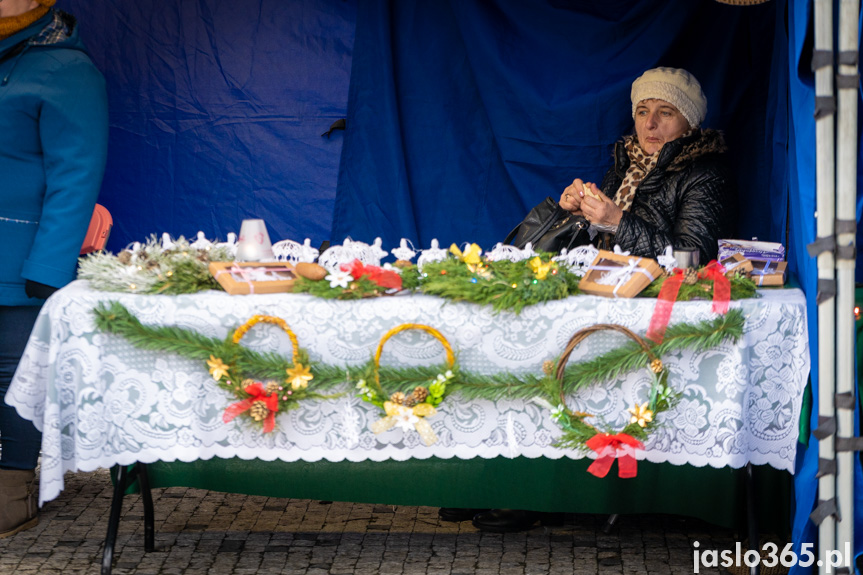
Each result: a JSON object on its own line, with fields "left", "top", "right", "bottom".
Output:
{"left": 0, "top": 306, "right": 42, "bottom": 470}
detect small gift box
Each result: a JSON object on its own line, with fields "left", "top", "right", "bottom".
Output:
{"left": 747, "top": 260, "right": 787, "bottom": 286}
{"left": 579, "top": 250, "right": 661, "bottom": 298}
{"left": 718, "top": 239, "right": 785, "bottom": 263}
{"left": 719, "top": 253, "right": 754, "bottom": 274}
{"left": 209, "top": 261, "right": 296, "bottom": 294}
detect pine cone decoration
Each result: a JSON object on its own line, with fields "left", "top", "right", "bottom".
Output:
{"left": 542, "top": 360, "right": 555, "bottom": 376}
{"left": 249, "top": 400, "right": 269, "bottom": 421}
{"left": 265, "top": 381, "right": 280, "bottom": 395}
{"left": 403, "top": 386, "right": 429, "bottom": 407}
{"left": 117, "top": 251, "right": 132, "bottom": 265}
{"left": 390, "top": 391, "right": 406, "bottom": 405}
{"left": 683, "top": 268, "right": 698, "bottom": 285}
{"left": 725, "top": 267, "right": 746, "bottom": 280}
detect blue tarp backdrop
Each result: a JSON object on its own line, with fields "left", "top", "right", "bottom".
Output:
{"left": 54, "top": 0, "right": 863, "bottom": 573}
{"left": 61, "top": 0, "right": 355, "bottom": 252}
{"left": 333, "top": 0, "right": 782, "bottom": 251}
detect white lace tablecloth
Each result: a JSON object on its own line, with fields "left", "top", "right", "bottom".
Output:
{"left": 7, "top": 281, "right": 809, "bottom": 505}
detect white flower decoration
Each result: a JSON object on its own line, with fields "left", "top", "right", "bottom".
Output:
{"left": 325, "top": 270, "right": 352, "bottom": 289}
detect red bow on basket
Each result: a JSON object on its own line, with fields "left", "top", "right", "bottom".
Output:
{"left": 223, "top": 382, "right": 279, "bottom": 433}
{"left": 584, "top": 432, "right": 644, "bottom": 478}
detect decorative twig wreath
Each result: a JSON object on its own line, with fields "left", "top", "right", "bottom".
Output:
{"left": 355, "top": 323, "right": 457, "bottom": 446}
{"left": 549, "top": 323, "right": 677, "bottom": 478}
{"left": 214, "top": 314, "right": 317, "bottom": 433}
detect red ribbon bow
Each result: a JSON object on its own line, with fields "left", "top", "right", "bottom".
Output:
{"left": 698, "top": 260, "right": 730, "bottom": 315}
{"left": 584, "top": 432, "right": 643, "bottom": 478}
{"left": 646, "top": 268, "right": 685, "bottom": 344}
{"left": 223, "top": 382, "right": 279, "bottom": 433}
{"left": 341, "top": 259, "right": 403, "bottom": 290}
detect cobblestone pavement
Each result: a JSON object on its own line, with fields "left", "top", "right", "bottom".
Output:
{"left": 0, "top": 469, "right": 769, "bottom": 575}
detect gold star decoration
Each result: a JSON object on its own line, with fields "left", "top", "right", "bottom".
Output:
{"left": 627, "top": 402, "right": 654, "bottom": 428}
{"left": 285, "top": 363, "right": 314, "bottom": 390}
{"left": 207, "top": 355, "right": 230, "bottom": 381}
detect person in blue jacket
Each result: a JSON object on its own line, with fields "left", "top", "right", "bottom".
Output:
{"left": 0, "top": 0, "right": 108, "bottom": 538}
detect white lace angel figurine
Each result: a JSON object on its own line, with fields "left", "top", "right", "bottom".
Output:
{"left": 214, "top": 232, "right": 238, "bottom": 257}
{"left": 390, "top": 238, "right": 417, "bottom": 263}
{"left": 519, "top": 242, "right": 538, "bottom": 260}
{"left": 552, "top": 244, "right": 599, "bottom": 276}
{"left": 416, "top": 239, "right": 448, "bottom": 271}
{"left": 298, "top": 239, "right": 320, "bottom": 263}
{"left": 189, "top": 231, "right": 213, "bottom": 251}
{"left": 365, "top": 237, "right": 388, "bottom": 265}
{"left": 656, "top": 245, "right": 678, "bottom": 273}
{"left": 160, "top": 232, "right": 175, "bottom": 252}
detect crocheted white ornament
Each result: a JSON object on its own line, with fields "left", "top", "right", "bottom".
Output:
{"left": 272, "top": 238, "right": 320, "bottom": 264}
{"left": 552, "top": 244, "right": 600, "bottom": 276}
{"left": 390, "top": 238, "right": 417, "bottom": 262}
{"left": 485, "top": 242, "right": 536, "bottom": 262}
{"left": 416, "top": 239, "right": 448, "bottom": 270}
{"left": 189, "top": 231, "right": 214, "bottom": 251}
{"left": 214, "top": 233, "right": 238, "bottom": 257}
{"left": 656, "top": 245, "right": 678, "bottom": 273}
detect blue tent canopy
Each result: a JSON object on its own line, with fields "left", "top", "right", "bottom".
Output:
{"left": 58, "top": 0, "right": 863, "bottom": 571}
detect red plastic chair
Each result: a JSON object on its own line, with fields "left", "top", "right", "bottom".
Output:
{"left": 80, "top": 204, "right": 113, "bottom": 255}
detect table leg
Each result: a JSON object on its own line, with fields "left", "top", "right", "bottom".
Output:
{"left": 101, "top": 462, "right": 157, "bottom": 575}
{"left": 101, "top": 464, "right": 128, "bottom": 575}
{"left": 137, "top": 463, "right": 155, "bottom": 552}
{"left": 746, "top": 463, "right": 760, "bottom": 575}
{"left": 602, "top": 514, "right": 619, "bottom": 534}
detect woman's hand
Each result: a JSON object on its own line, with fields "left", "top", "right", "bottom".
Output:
{"left": 559, "top": 178, "right": 587, "bottom": 213}
{"left": 580, "top": 182, "right": 623, "bottom": 228}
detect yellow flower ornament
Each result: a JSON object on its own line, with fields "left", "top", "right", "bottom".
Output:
{"left": 207, "top": 355, "right": 230, "bottom": 381}
{"left": 628, "top": 402, "right": 654, "bottom": 428}
{"left": 371, "top": 401, "right": 438, "bottom": 446}
{"left": 449, "top": 243, "right": 483, "bottom": 265}
{"left": 528, "top": 256, "right": 556, "bottom": 280}
{"left": 285, "top": 363, "right": 314, "bottom": 390}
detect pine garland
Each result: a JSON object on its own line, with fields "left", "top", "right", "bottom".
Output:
{"left": 640, "top": 271, "right": 758, "bottom": 301}
{"left": 417, "top": 255, "right": 581, "bottom": 314}
{"left": 78, "top": 235, "right": 235, "bottom": 295}
{"left": 93, "top": 302, "right": 744, "bottom": 452}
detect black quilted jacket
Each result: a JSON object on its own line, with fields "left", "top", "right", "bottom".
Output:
{"left": 598, "top": 129, "right": 733, "bottom": 263}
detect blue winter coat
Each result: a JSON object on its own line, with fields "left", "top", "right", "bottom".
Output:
{"left": 0, "top": 10, "right": 108, "bottom": 306}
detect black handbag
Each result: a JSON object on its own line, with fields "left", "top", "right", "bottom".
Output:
{"left": 504, "top": 197, "right": 591, "bottom": 253}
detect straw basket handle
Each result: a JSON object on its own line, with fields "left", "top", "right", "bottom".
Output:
{"left": 373, "top": 323, "right": 455, "bottom": 389}
{"left": 231, "top": 314, "right": 300, "bottom": 365}
{"left": 555, "top": 323, "right": 660, "bottom": 407}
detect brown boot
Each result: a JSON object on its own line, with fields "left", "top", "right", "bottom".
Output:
{"left": 0, "top": 468, "right": 38, "bottom": 538}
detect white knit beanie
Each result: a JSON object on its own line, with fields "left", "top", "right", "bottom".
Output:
{"left": 630, "top": 67, "right": 707, "bottom": 128}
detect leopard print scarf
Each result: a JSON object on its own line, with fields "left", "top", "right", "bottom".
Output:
{"left": 612, "top": 129, "right": 696, "bottom": 212}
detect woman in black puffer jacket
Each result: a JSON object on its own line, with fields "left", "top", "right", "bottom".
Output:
{"left": 559, "top": 67, "right": 733, "bottom": 264}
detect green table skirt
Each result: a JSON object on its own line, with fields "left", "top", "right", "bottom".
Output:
{"left": 142, "top": 456, "right": 792, "bottom": 534}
